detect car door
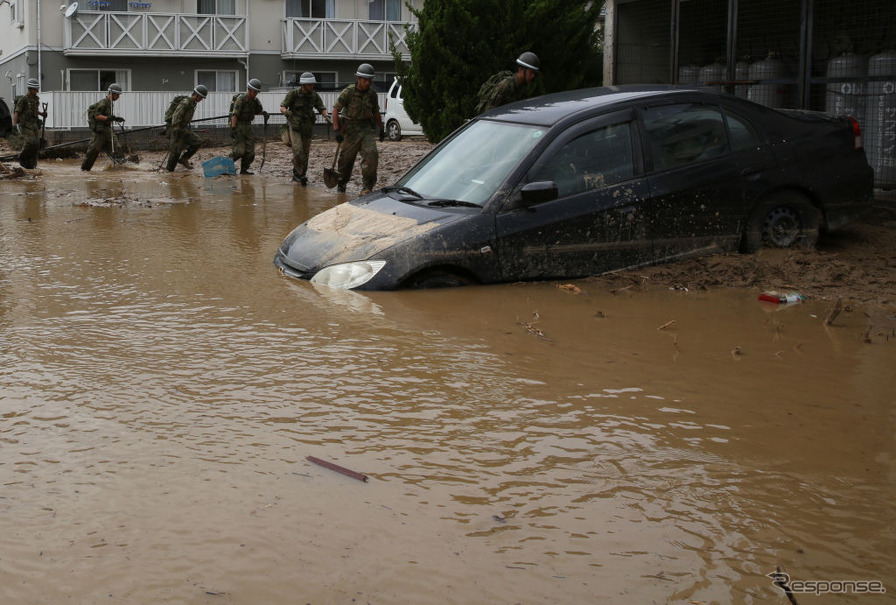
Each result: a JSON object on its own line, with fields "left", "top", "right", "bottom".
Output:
{"left": 639, "top": 101, "right": 777, "bottom": 261}
{"left": 494, "top": 110, "right": 652, "bottom": 281}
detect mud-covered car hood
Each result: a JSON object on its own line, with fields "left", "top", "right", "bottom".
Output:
{"left": 277, "top": 194, "right": 471, "bottom": 273}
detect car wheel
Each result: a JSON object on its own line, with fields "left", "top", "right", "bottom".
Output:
{"left": 406, "top": 269, "right": 474, "bottom": 289}
{"left": 741, "top": 192, "right": 819, "bottom": 252}
{"left": 386, "top": 119, "right": 402, "bottom": 142}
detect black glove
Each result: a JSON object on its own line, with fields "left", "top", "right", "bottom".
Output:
{"left": 379, "top": 126, "right": 385, "bottom": 142}
{"left": 335, "top": 133, "right": 344, "bottom": 144}
{"left": 113, "top": 116, "right": 125, "bottom": 123}
{"left": 262, "top": 111, "right": 269, "bottom": 118}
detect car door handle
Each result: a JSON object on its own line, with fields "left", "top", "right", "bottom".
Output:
{"left": 740, "top": 166, "right": 762, "bottom": 177}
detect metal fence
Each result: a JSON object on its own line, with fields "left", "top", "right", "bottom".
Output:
{"left": 42, "top": 90, "right": 388, "bottom": 130}
{"left": 614, "top": 0, "right": 896, "bottom": 188}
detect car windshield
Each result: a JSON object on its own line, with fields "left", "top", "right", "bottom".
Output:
{"left": 395, "top": 120, "right": 546, "bottom": 207}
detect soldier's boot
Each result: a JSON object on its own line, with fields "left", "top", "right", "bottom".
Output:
{"left": 178, "top": 156, "right": 194, "bottom": 170}
{"left": 240, "top": 159, "right": 253, "bottom": 175}
{"left": 336, "top": 181, "right": 347, "bottom": 193}
{"left": 81, "top": 157, "right": 95, "bottom": 172}
{"left": 166, "top": 153, "right": 180, "bottom": 172}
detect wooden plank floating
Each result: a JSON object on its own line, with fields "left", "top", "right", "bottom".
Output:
{"left": 306, "top": 456, "right": 368, "bottom": 482}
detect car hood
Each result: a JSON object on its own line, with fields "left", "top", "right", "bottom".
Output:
{"left": 279, "top": 194, "right": 471, "bottom": 271}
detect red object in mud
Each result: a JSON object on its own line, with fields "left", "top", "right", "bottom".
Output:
{"left": 758, "top": 291, "right": 803, "bottom": 304}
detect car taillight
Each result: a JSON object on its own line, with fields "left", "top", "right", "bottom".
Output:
{"left": 849, "top": 116, "right": 863, "bottom": 150}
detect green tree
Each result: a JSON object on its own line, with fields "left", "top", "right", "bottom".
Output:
{"left": 393, "top": 0, "right": 604, "bottom": 143}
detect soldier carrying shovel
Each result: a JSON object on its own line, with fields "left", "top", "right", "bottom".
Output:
{"left": 82, "top": 83, "right": 125, "bottom": 171}
{"left": 12, "top": 78, "right": 48, "bottom": 169}
{"left": 280, "top": 72, "right": 329, "bottom": 185}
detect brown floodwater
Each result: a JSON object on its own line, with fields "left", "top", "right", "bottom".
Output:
{"left": 1, "top": 160, "right": 894, "bottom": 604}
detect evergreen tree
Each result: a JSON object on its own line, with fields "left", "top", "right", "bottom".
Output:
{"left": 393, "top": 0, "right": 604, "bottom": 143}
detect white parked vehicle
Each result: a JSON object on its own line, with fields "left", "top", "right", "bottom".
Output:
{"left": 384, "top": 78, "right": 424, "bottom": 141}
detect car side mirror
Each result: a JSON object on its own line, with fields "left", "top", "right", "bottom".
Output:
{"left": 520, "top": 181, "right": 559, "bottom": 206}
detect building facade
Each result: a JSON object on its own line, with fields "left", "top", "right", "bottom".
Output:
{"left": 0, "top": 0, "right": 420, "bottom": 127}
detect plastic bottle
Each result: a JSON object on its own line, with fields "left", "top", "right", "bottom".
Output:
{"left": 758, "top": 291, "right": 803, "bottom": 304}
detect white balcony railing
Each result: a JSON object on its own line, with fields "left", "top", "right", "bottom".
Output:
{"left": 282, "top": 18, "right": 414, "bottom": 60}
{"left": 63, "top": 11, "right": 248, "bottom": 57}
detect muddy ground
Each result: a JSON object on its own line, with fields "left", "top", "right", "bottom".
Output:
{"left": 3, "top": 135, "right": 895, "bottom": 309}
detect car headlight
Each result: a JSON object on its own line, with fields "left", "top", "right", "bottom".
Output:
{"left": 310, "top": 260, "right": 387, "bottom": 290}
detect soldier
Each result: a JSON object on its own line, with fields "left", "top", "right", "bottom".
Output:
{"left": 81, "top": 83, "right": 125, "bottom": 171}
{"left": 166, "top": 84, "right": 207, "bottom": 172}
{"left": 279, "top": 72, "right": 329, "bottom": 185}
{"left": 230, "top": 78, "right": 268, "bottom": 175}
{"left": 476, "top": 51, "right": 541, "bottom": 114}
{"left": 332, "top": 63, "right": 383, "bottom": 194}
{"left": 12, "top": 78, "right": 48, "bottom": 169}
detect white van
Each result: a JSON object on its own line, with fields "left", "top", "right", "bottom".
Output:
{"left": 383, "top": 78, "right": 424, "bottom": 141}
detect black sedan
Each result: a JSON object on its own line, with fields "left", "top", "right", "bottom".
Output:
{"left": 274, "top": 85, "right": 873, "bottom": 290}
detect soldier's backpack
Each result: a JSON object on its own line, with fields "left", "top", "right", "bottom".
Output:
{"left": 228, "top": 93, "right": 243, "bottom": 116}
{"left": 164, "top": 95, "right": 189, "bottom": 125}
{"left": 86, "top": 100, "right": 101, "bottom": 131}
{"left": 475, "top": 70, "right": 512, "bottom": 115}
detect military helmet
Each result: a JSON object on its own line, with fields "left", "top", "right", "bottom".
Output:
{"left": 247, "top": 78, "right": 262, "bottom": 92}
{"left": 516, "top": 51, "right": 541, "bottom": 72}
{"left": 355, "top": 63, "right": 375, "bottom": 79}
{"left": 299, "top": 72, "right": 316, "bottom": 85}
{"left": 108, "top": 83, "right": 123, "bottom": 95}
{"left": 193, "top": 84, "right": 209, "bottom": 99}
{"left": 26, "top": 78, "right": 40, "bottom": 90}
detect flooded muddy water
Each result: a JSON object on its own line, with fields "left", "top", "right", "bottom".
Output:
{"left": 2, "top": 160, "right": 895, "bottom": 604}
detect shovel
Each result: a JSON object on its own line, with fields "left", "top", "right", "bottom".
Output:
{"left": 323, "top": 140, "right": 341, "bottom": 189}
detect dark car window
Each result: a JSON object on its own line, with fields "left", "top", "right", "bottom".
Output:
{"left": 642, "top": 103, "right": 729, "bottom": 171}
{"left": 722, "top": 109, "right": 761, "bottom": 151}
{"left": 530, "top": 122, "right": 635, "bottom": 197}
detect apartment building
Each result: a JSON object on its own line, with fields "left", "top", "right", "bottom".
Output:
{"left": 0, "top": 0, "right": 420, "bottom": 126}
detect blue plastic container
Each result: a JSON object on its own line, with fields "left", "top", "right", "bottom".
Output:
{"left": 202, "top": 156, "right": 236, "bottom": 178}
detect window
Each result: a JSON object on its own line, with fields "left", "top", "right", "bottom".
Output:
{"left": 9, "top": 0, "right": 21, "bottom": 24}
{"left": 532, "top": 122, "right": 635, "bottom": 197}
{"left": 284, "top": 71, "right": 337, "bottom": 90}
{"left": 286, "top": 0, "right": 334, "bottom": 18}
{"left": 68, "top": 69, "right": 130, "bottom": 92}
{"left": 722, "top": 109, "right": 760, "bottom": 152}
{"left": 198, "top": 0, "right": 236, "bottom": 14}
{"left": 642, "top": 103, "right": 729, "bottom": 171}
{"left": 369, "top": 0, "right": 401, "bottom": 21}
{"left": 197, "top": 70, "right": 237, "bottom": 92}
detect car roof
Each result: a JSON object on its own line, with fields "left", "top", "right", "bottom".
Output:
{"left": 480, "top": 84, "right": 723, "bottom": 127}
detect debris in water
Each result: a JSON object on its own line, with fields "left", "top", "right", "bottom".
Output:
{"left": 558, "top": 283, "right": 582, "bottom": 294}
{"left": 657, "top": 320, "right": 676, "bottom": 331}
{"left": 307, "top": 455, "right": 368, "bottom": 482}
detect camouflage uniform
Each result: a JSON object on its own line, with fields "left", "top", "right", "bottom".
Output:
{"left": 82, "top": 96, "right": 116, "bottom": 171}
{"left": 166, "top": 96, "right": 201, "bottom": 172}
{"left": 14, "top": 94, "right": 42, "bottom": 169}
{"left": 476, "top": 71, "right": 526, "bottom": 114}
{"left": 230, "top": 93, "right": 264, "bottom": 173}
{"left": 280, "top": 88, "right": 325, "bottom": 182}
{"left": 333, "top": 84, "right": 380, "bottom": 191}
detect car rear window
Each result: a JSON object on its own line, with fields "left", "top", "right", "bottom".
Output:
{"left": 642, "top": 103, "right": 729, "bottom": 171}
{"left": 722, "top": 108, "right": 761, "bottom": 151}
